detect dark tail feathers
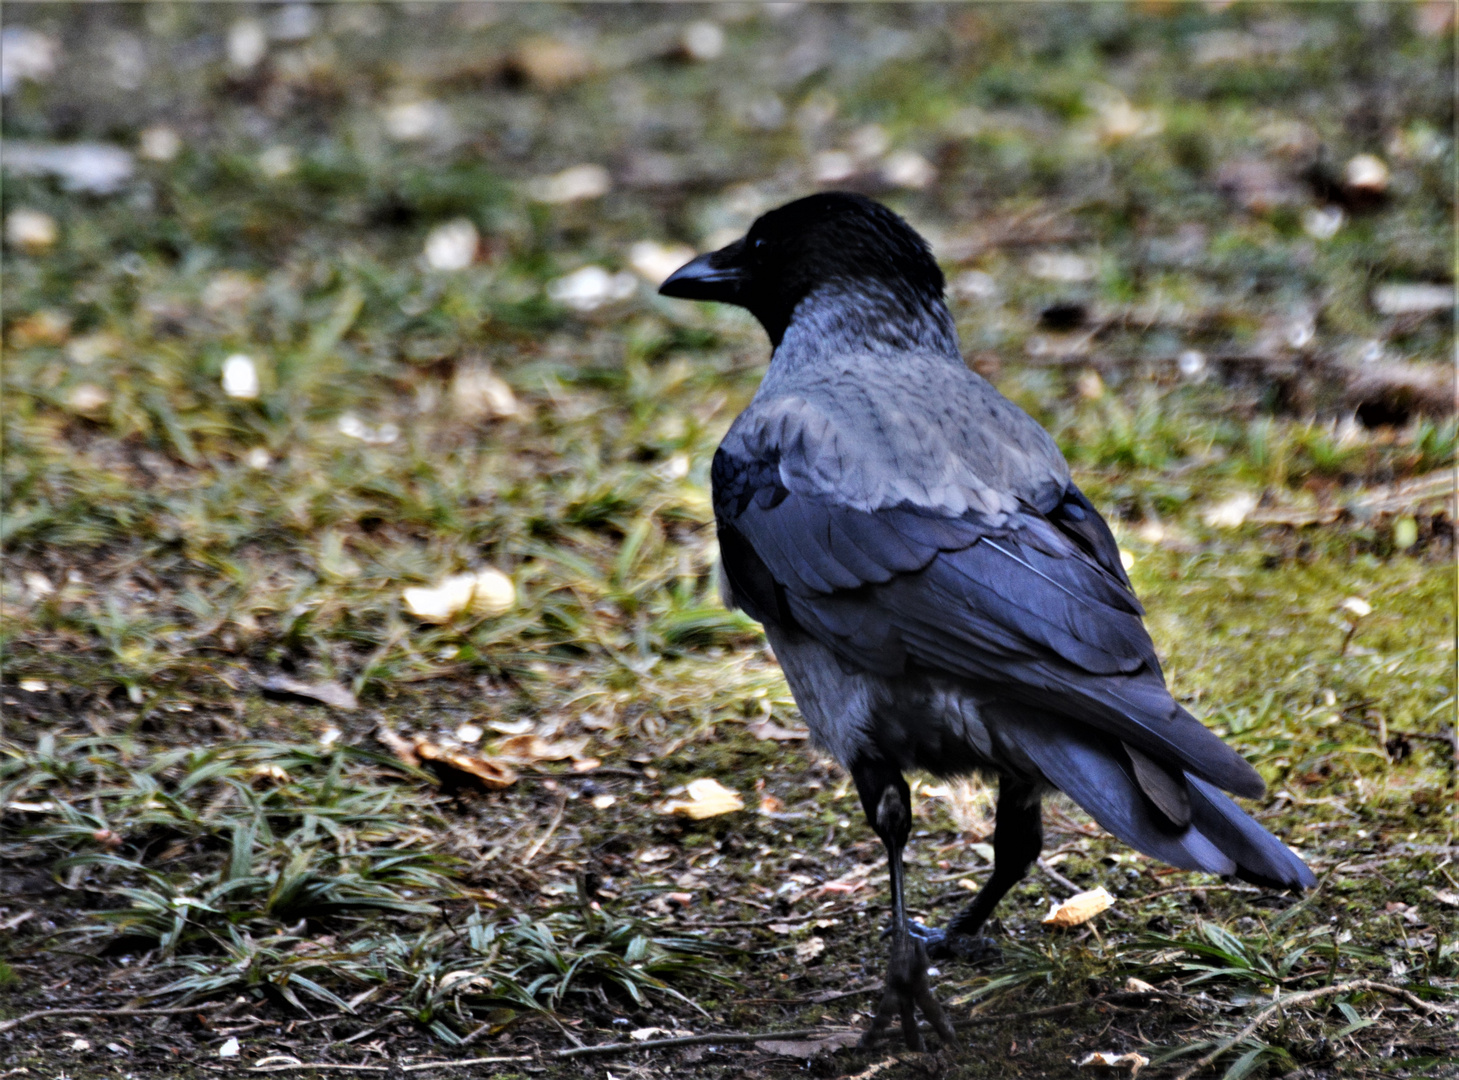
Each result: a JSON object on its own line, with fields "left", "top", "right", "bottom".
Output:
{"left": 1002, "top": 717, "right": 1314, "bottom": 891}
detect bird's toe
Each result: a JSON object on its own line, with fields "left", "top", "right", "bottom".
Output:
{"left": 860, "top": 935, "right": 957, "bottom": 1050}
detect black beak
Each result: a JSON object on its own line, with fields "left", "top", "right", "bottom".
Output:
{"left": 657, "top": 239, "right": 748, "bottom": 305}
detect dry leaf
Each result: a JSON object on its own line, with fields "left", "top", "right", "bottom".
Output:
{"left": 403, "top": 569, "right": 515, "bottom": 623}
{"left": 257, "top": 674, "right": 358, "bottom": 711}
{"left": 747, "top": 718, "right": 808, "bottom": 741}
{"left": 1124, "top": 977, "right": 1157, "bottom": 994}
{"left": 1429, "top": 888, "right": 1459, "bottom": 908}
{"left": 413, "top": 740, "right": 517, "bottom": 791}
{"left": 376, "top": 727, "right": 517, "bottom": 790}
{"left": 660, "top": 777, "right": 744, "bottom": 819}
{"left": 1043, "top": 887, "right": 1115, "bottom": 928}
{"left": 509, "top": 36, "right": 594, "bottom": 91}
{"left": 376, "top": 726, "right": 420, "bottom": 767}
{"left": 756, "top": 1031, "right": 860, "bottom": 1057}
{"left": 1077, "top": 1051, "right": 1149, "bottom": 1072}
{"left": 494, "top": 733, "right": 590, "bottom": 764}
{"left": 1202, "top": 491, "right": 1258, "bottom": 528}
{"left": 794, "top": 936, "right": 826, "bottom": 962}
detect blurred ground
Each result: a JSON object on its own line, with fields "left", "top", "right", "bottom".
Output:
{"left": 1, "top": 4, "right": 1455, "bottom": 1079}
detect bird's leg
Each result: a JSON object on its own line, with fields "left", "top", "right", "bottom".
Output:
{"left": 909, "top": 777, "right": 1043, "bottom": 961}
{"left": 854, "top": 764, "right": 957, "bottom": 1051}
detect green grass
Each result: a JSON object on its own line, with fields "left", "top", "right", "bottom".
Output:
{"left": 1, "top": 4, "right": 1454, "bottom": 1077}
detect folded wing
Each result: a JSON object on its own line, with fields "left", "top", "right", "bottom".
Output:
{"left": 712, "top": 435, "right": 1264, "bottom": 802}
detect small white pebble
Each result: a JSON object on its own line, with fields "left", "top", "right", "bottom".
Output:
{"left": 529, "top": 163, "right": 611, "bottom": 205}
{"left": 227, "top": 19, "right": 267, "bottom": 71}
{"left": 1286, "top": 318, "right": 1315, "bottom": 350}
{"left": 382, "top": 99, "right": 448, "bottom": 142}
{"left": 337, "top": 413, "right": 399, "bottom": 444}
{"left": 810, "top": 150, "right": 857, "bottom": 184}
{"left": 1177, "top": 349, "right": 1206, "bottom": 379}
{"left": 1, "top": 28, "right": 58, "bottom": 94}
{"left": 591, "top": 793, "right": 617, "bottom": 810}
{"left": 1303, "top": 205, "right": 1344, "bottom": 240}
{"left": 950, "top": 270, "right": 998, "bottom": 301}
{"left": 1340, "top": 597, "right": 1372, "bottom": 618}
{"left": 547, "top": 266, "right": 636, "bottom": 312}
{"left": 1344, "top": 153, "right": 1389, "bottom": 193}
{"left": 628, "top": 240, "right": 695, "bottom": 286}
{"left": 423, "top": 218, "right": 479, "bottom": 271}
{"left": 1029, "top": 251, "right": 1095, "bottom": 282}
{"left": 221, "top": 354, "right": 260, "bottom": 400}
{"left": 6, "top": 207, "right": 57, "bottom": 253}
{"left": 680, "top": 21, "right": 725, "bottom": 61}
{"left": 847, "top": 123, "right": 889, "bottom": 161}
{"left": 67, "top": 332, "right": 117, "bottom": 365}
{"left": 23, "top": 571, "right": 54, "bottom": 597}
{"left": 138, "top": 125, "right": 181, "bottom": 162}
{"left": 68, "top": 383, "right": 110, "bottom": 415}
{"left": 20, "top": 679, "right": 48, "bottom": 692}
{"left": 257, "top": 145, "right": 296, "bottom": 179}
{"left": 456, "top": 723, "right": 484, "bottom": 744}
{"left": 881, "top": 149, "right": 936, "bottom": 190}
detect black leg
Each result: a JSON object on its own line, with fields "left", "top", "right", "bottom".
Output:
{"left": 853, "top": 759, "right": 957, "bottom": 1051}
{"left": 920, "top": 776, "right": 1042, "bottom": 958}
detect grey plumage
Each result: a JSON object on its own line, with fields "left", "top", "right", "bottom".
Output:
{"left": 660, "top": 192, "right": 1313, "bottom": 1050}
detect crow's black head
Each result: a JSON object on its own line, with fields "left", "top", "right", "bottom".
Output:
{"left": 659, "top": 192, "right": 947, "bottom": 348}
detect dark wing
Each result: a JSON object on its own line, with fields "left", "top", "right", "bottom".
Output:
{"left": 712, "top": 442, "right": 1263, "bottom": 799}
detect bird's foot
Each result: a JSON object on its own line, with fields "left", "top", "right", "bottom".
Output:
{"left": 859, "top": 933, "right": 957, "bottom": 1051}
{"left": 889, "top": 920, "right": 1002, "bottom": 964}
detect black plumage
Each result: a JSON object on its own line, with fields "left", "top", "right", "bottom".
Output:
{"left": 660, "top": 192, "right": 1313, "bottom": 1050}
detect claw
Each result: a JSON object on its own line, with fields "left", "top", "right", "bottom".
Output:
{"left": 859, "top": 933, "right": 958, "bottom": 1050}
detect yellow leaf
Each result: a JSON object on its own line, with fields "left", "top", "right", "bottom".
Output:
{"left": 1042, "top": 887, "right": 1115, "bottom": 927}
{"left": 660, "top": 778, "right": 744, "bottom": 819}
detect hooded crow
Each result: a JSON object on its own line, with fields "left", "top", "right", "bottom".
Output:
{"left": 659, "top": 192, "right": 1313, "bottom": 1050}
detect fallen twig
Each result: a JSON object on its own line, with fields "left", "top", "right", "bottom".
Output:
{"left": 1136, "top": 883, "right": 1262, "bottom": 902}
{"left": 1170, "top": 979, "right": 1457, "bottom": 1080}
{"left": 247, "top": 1057, "right": 534, "bottom": 1074}
{"left": 0, "top": 1001, "right": 226, "bottom": 1035}
{"left": 554, "top": 989, "right": 1163, "bottom": 1061}
{"left": 522, "top": 792, "right": 567, "bottom": 865}
{"left": 554, "top": 1027, "right": 834, "bottom": 1059}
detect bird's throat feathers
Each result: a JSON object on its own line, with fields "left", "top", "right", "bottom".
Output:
{"left": 774, "top": 278, "right": 960, "bottom": 363}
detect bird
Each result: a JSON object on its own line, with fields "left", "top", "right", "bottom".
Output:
{"left": 658, "top": 192, "right": 1314, "bottom": 1050}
